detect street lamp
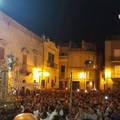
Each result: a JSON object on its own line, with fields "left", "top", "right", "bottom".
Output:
{"left": 43, "top": 72, "right": 50, "bottom": 77}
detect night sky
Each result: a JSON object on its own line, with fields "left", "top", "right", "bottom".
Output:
{"left": 0, "top": 0, "right": 120, "bottom": 53}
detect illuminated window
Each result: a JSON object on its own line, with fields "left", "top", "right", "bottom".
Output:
{"left": 115, "top": 66, "right": 120, "bottom": 78}
{"left": 79, "top": 72, "right": 86, "bottom": 79}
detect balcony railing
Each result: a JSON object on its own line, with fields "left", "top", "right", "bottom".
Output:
{"left": 111, "top": 56, "right": 120, "bottom": 62}
{"left": 19, "top": 64, "right": 32, "bottom": 76}
{"left": 47, "top": 61, "right": 58, "bottom": 68}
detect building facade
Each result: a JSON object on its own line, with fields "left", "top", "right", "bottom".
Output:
{"left": 59, "top": 40, "right": 101, "bottom": 90}
{"left": 0, "top": 11, "right": 59, "bottom": 98}
{"left": 0, "top": 11, "right": 104, "bottom": 95}
{"left": 40, "top": 35, "right": 59, "bottom": 89}
{"left": 104, "top": 38, "right": 120, "bottom": 90}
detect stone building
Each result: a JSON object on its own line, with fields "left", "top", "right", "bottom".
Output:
{"left": 104, "top": 36, "right": 120, "bottom": 90}
{"left": 59, "top": 40, "right": 101, "bottom": 90}
{"left": 40, "top": 35, "right": 59, "bottom": 89}
{"left": 0, "top": 11, "right": 104, "bottom": 95}
{"left": 0, "top": 11, "right": 59, "bottom": 99}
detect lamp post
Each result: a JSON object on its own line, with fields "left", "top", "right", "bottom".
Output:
{"left": 69, "top": 72, "right": 72, "bottom": 118}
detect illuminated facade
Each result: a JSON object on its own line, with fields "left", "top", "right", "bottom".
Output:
{"left": 40, "top": 36, "right": 59, "bottom": 89}
{"left": 0, "top": 12, "right": 59, "bottom": 90}
{"left": 59, "top": 40, "right": 101, "bottom": 90}
{"left": 0, "top": 11, "right": 43, "bottom": 84}
{"left": 104, "top": 38, "right": 120, "bottom": 90}
{"left": 0, "top": 11, "right": 104, "bottom": 91}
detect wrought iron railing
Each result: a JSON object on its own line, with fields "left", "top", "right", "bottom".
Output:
{"left": 19, "top": 64, "right": 32, "bottom": 76}
{"left": 111, "top": 56, "right": 120, "bottom": 61}
{"left": 47, "top": 61, "right": 58, "bottom": 68}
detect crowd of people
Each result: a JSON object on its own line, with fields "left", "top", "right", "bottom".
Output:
{"left": 1, "top": 88, "right": 120, "bottom": 120}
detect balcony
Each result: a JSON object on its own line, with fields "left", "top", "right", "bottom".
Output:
{"left": 111, "top": 56, "right": 120, "bottom": 63}
{"left": 59, "top": 53, "right": 68, "bottom": 60}
{"left": 19, "top": 64, "right": 32, "bottom": 76}
{"left": 47, "top": 61, "right": 58, "bottom": 68}
{"left": 60, "top": 72, "right": 65, "bottom": 79}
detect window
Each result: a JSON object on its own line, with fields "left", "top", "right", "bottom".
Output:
{"left": 22, "top": 54, "right": 27, "bottom": 65}
{"left": 59, "top": 52, "right": 65, "bottom": 56}
{"left": 55, "top": 76, "right": 56, "bottom": 83}
{"left": 48, "top": 52, "right": 54, "bottom": 62}
{"left": 22, "top": 54, "right": 27, "bottom": 70}
{"left": 115, "top": 66, "right": 120, "bottom": 78}
{"left": 0, "top": 47, "right": 4, "bottom": 59}
{"left": 114, "top": 49, "right": 120, "bottom": 57}
{"left": 52, "top": 54, "right": 54, "bottom": 61}
{"left": 48, "top": 52, "right": 54, "bottom": 67}
{"left": 34, "top": 56, "right": 37, "bottom": 67}
{"left": 0, "top": 47, "right": 4, "bottom": 66}
{"left": 61, "top": 65, "right": 65, "bottom": 72}
{"left": 61, "top": 65, "right": 65, "bottom": 76}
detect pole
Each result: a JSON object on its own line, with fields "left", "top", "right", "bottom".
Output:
{"left": 69, "top": 72, "right": 72, "bottom": 119}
